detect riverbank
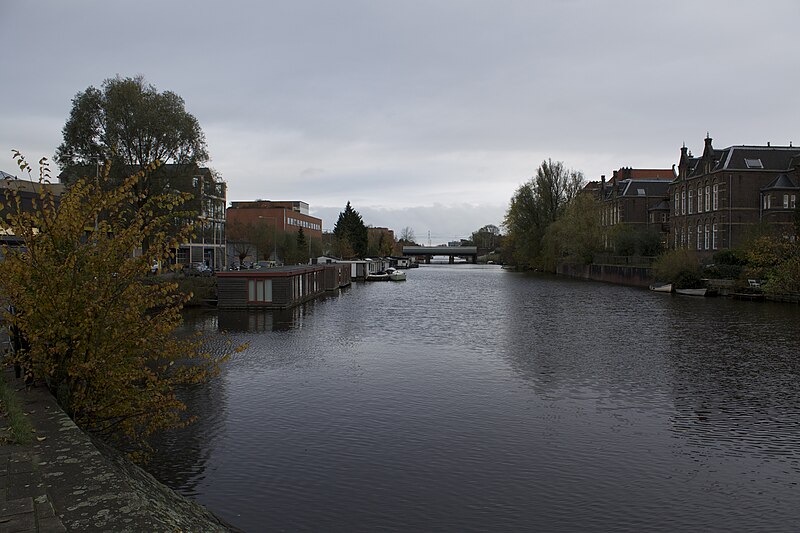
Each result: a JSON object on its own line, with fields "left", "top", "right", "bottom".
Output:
{"left": 554, "top": 261, "right": 800, "bottom": 302}
{"left": 0, "top": 369, "right": 232, "bottom": 532}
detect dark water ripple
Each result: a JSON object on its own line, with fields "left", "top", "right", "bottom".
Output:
{"left": 148, "top": 265, "right": 800, "bottom": 532}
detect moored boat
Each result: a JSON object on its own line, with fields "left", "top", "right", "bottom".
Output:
{"left": 366, "top": 272, "right": 390, "bottom": 281}
{"left": 387, "top": 267, "right": 406, "bottom": 281}
{"left": 649, "top": 283, "right": 672, "bottom": 293}
{"left": 675, "top": 288, "right": 707, "bottom": 297}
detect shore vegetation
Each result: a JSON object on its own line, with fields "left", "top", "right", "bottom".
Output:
{"left": 0, "top": 153, "right": 242, "bottom": 459}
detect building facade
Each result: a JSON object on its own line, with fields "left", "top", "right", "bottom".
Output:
{"left": 56, "top": 163, "right": 227, "bottom": 270}
{"left": 0, "top": 172, "right": 65, "bottom": 251}
{"left": 179, "top": 167, "right": 227, "bottom": 271}
{"left": 669, "top": 137, "right": 800, "bottom": 256}
{"left": 226, "top": 200, "right": 323, "bottom": 264}
{"left": 596, "top": 167, "right": 674, "bottom": 251}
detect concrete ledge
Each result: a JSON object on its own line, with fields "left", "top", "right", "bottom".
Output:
{"left": 1, "top": 373, "right": 232, "bottom": 532}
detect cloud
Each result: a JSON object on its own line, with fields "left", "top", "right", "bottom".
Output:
{"left": 2, "top": 0, "right": 799, "bottom": 241}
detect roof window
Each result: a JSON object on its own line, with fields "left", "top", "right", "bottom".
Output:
{"left": 744, "top": 158, "right": 763, "bottom": 169}
{"left": 637, "top": 189, "right": 646, "bottom": 196}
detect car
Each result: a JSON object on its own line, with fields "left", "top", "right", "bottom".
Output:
{"left": 183, "top": 262, "right": 213, "bottom": 276}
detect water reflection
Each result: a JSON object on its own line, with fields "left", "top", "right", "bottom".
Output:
{"left": 148, "top": 370, "right": 228, "bottom": 497}
{"left": 216, "top": 308, "right": 303, "bottom": 332}
{"left": 152, "top": 266, "right": 800, "bottom": 532}
{"left": 663, "top": 300, "right": 800, "bottom": 464}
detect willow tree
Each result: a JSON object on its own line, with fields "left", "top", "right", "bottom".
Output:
{"left": 0, "top": 153, "right": 240, "bottom": 459}
{"left": 504, "top": 159, "right": 584, "bottom": 268}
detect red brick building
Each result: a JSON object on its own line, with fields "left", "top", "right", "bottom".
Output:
{"left": 226, "top": 200, "right": 323, "bottom": 263}
{"left": 669, "top": 137, "right": 800, "bottom": 256}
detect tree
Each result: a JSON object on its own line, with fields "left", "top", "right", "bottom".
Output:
{"left": 55, "top": 75, "right": 208, "bottom": 206}
{"left": 332, "top": 202, "right": 368, "bottom": 258}
{"left": 504, "top": 159, "right": 584, "bottom": 268}
{"left": 399, "top": 226, "right": 416, "bottom": 244}
{"left": 541, "top": 193, "right": 602, "bottom": 268}
{"left": 0, "top": 153, "right": 240, "bottom": 459}
{"left": 471, "top": 224, "right": 501, "bottom": 255}
{"left": 226, "top": 218, "right": 257, "bottom": 265}
{"left": 296, "top": 227, "right": 309, "bottom": 264}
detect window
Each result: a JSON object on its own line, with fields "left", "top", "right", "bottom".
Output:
{"left": 712, "top": 223, "right": 718, "bottom": 250}
{"left": 744, "top": 158, "right": 763, "bottom": 169}
{"left": 792, "top": 195, "right": 797, "bottom": 209}
{"left": 705, "top": 186, "right": 711, "bottom": 212}
{"left": 688, "top": 190, "right": 694, "bottom": 214}
{"left": 704, "top": 224, "right": 710, "bottom": 250}
{"left": 248, "top": 279, "right": 273, "bottom": 303}
{"left": 697, "top": 223, "right": 702, "bottom": 250}
{"left": 674, "top": 192, "right": 679, "bottom": 212}
{"left": 764, "top": 194, "right": 771, "bottom": 209}
{"left": 712, "top": 184, "right": 719, "bottom": 210}
{"left": 784, "top": 194, "right": 790, "bottom": 209}
{"left": 681, "top": 190, "right": 686, "bottom": 215}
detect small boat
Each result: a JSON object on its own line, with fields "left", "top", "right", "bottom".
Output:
{"left": 649, "top": 283, "right": 672, "bottom": 293}
{"left": 675, "top": 288, "right": 707, "bottom": 297}
{"left": 386, "top": 268, "right": 406, "bottom": 281}
{"left": 366, "top": 271, "right": 390, "bottom": 281}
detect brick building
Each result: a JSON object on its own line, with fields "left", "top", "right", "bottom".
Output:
{"left": 595, "top": 167, "right": 674, "bottom": 251}
{"left": 669, "top": 136, "right": 800, "bottom": 256}
{"left": 226, "top": 200, "right": 323, "bottom": 263}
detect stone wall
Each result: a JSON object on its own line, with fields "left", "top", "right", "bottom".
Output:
{"left": 5, "top": 376, "right": 234, "bottom": 532}
{"left": 557, "top": 262, "right": 654, "bottom": 288}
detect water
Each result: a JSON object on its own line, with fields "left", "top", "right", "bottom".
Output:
{"left": 149, "top": 265, "right": 800, "bottom": 532}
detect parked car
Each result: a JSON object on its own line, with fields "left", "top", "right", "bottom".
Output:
{"left": 183, "top": 262, "right": 213, "bottom": 276}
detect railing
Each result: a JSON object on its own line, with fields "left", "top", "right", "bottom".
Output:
{"left": 593, "top": 254, "right": 657, "bottom": 267}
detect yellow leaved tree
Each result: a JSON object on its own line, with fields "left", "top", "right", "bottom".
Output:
{"left": 0, "top": 152, "right": 240, "bottom": 458}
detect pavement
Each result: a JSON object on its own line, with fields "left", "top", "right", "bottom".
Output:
{"left": 0, "top": 370, "right": 231, "bottom": 532}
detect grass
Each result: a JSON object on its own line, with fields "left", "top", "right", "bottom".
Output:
{"left": 0, "top": 370, "right": 33, "bottom": 445}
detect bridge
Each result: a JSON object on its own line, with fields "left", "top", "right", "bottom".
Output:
{"left": 402, "top": 246, "right": 478, "bottom": 264}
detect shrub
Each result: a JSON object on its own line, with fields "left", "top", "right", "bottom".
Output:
{"left": 652, "top": 249, "right": 701, "bottom": 283}
{"left": 0, "top": 154, "right": 243, "bottom": 459}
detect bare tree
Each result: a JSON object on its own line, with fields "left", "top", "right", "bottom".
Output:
{"left": 399, "top": 226, "right": 416, "bottom": 244}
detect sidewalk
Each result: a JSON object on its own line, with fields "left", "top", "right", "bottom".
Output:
{"left": 0, "top": 371, "right": 230, "bottom": 532}
{"left": 0, "top": 372, "right": 66, "bottom": 533}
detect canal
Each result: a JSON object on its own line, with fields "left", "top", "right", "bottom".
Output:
{"left": 149, "top": 264, "right": 800, "bottom": 532}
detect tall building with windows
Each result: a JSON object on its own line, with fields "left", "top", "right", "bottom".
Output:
{"left": 669, "top": 136, "right": 800, "bottom": 255}
{"left": 180, "top": 167, "right": 227, "bottom": 270}
{"left": 57, "top": 163, "right": 228, "bottom": 270}
{"left": 594, "top": 167, "right": 674, "bottom": 251}
{"left": 226, "top": 200, "right": 323, "bottom": 263}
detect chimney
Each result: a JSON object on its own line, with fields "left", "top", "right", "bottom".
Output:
{"left": 767, "top": 141, "right": 771, "bottom": 147}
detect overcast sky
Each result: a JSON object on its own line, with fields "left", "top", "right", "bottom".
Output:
{"left": 2, "top": 0, "right": 799, "bottom": 242}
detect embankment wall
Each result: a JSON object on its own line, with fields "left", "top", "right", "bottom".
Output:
{"left": 556, "top": 262, "right": 654, "bottom": 288}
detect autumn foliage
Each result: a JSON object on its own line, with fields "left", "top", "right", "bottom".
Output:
{"left": 0, "top": 153, "right": 238, "bottom": 457}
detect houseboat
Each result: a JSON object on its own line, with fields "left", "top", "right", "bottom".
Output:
{"left": 216, "top": 263, "right": 351, "bottom": 309}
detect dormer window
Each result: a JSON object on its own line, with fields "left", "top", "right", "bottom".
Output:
{"left": 744, "top": 158, "right": 763, "bottom": 169}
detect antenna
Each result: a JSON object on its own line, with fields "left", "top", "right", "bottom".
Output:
{"left": 427, "top": 230, "right": 431, "bottom": 246}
